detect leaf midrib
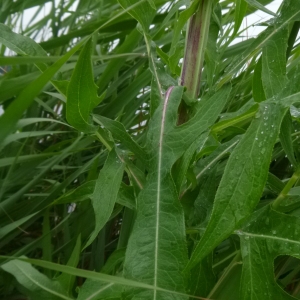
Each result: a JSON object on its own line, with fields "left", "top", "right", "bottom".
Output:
{"left": 154, "top": 86, "right": 174, "bottom": 299}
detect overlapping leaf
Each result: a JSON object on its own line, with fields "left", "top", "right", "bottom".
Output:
{"left": 238, "top": 206, "right": 300, "bottom": 299}
{"left": 187, "top": 0, "right": 293, "bottom": 270}
{"left": 84, "top": 148, "right": 124, "bottom": 248}
{"left": 123, "top": 85, "right": 231, "bottom": 299}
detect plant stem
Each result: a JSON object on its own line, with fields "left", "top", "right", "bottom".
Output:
{"left": 180, "top": 0, "right": 213, "bottom": 100}
{"left": 272, "top": 169, "right": 300, "bottom": 209}
{"left": 207, "top": 251, "right": 242, "bottom": 298}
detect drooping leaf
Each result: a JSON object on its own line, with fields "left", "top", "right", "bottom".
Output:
{"left": 66, "top": 38, "right": 100, "bottom": 133}
{"left": 0, "top": 256, "right": 202, "bottom": 299}
{"left": 84, "top": 148, "right": 124, "bottom": 248}
{"left": 1, "top": 258, "right": 70, "bottom": 300}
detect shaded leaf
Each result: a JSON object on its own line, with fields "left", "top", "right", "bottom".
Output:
{"left": 1, "top": 259, "right": 70, "bottom": 300}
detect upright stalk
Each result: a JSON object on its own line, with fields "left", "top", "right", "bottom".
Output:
{"left": 180, "top": 0, "right": 213, "bottom": 100}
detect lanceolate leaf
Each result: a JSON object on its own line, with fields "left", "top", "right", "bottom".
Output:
{"left": 238, "top": 206, "right": 300, "bottom": 299}
{"left": 123, "top": 85, "right": 231, "bottom": 299}
{"left": 187, "top": 103, "right": 286, "bottom": 270}
{"left": 66, "top": 38, "right": 100, "bottom": 133}
{"left": 1, "top": 259, "right": 70, "bottom": 300}
{"left": 84, "top": 148, "right": 124, "bottom": 248}
{"left": 0, "top": 256, "right": 205, "bottom": 299}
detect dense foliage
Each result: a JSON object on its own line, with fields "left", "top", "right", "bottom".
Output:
{"left": 1, "top": 0, "right": 300, "bottom": 299}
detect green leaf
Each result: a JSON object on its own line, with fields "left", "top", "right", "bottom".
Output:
{"left": 252, "top": 57, "right": 266, "bottom": 103}
{"left": 234, "top": 0, "right": 248, "bottom": 34}
{"left": 123, "top": 85, "right": 231, "bottom": 298}
{"left": 187, "top": 103, "right": 286, "bottom": 270}
{"left": 245, "top": 0, "right": 277, "bottom": 17}
{"left": 84, "top": 148, "right": 124, "bottom": 248}
{"left": 94, "top": 115, "right": 147, "bottom": 163}
{"left": 173, "top": 131, "right": 209, "bottom": 192}
{"left": 53, "top": 180, "right": 136, "bottom": 210}
{"left": 280, "top": 112, "right": 297, "bottom": 168}
{"left": 117, "top": 0, "right": 156, "bottom": 32}
{"left": 56, "top": 235, "right": 81, "bottom": 296}
{"left": 78, "top": 280, "right": 122, "bottom": 300}
{"left": 0, "top": 39, "right": 85, "bottom": 146}
{"left": 1, "top": 258, "right": 70, "bottom": 300}
{"left": 0, "top": 23, "right": 47, "bottom": 56}
{"left": 96, "top": 28, "right": 143, "bottom": 94}
{"left": 0, "top": 256, "right": 202, "bottom": 299}
{"left": 238, "top": 206, "right": 300, "bottom": 299}
{"left": 66, "top": 38, "right": 100, "bottom": 133}
{"left": 261, "top": 26, "right": 288, "bottom": 99}
{"left": 189, "top": 254, "right": 216, "bottom": 298}
{"left": 0, "top": 212, "right": 38, "bottom": 240}
{"left": 145, "top": 40, "right": 176, "bottom": 115}
{"left": 223, "top": 0, "right": 300, "bottom": 87}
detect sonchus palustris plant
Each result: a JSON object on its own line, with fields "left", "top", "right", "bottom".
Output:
{"left": 1, "top": 0, "right": 300, "bottom": 299}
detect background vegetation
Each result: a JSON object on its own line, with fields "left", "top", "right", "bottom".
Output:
{"left": 0, "top": 0, "right": 300, "bottom": 299}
